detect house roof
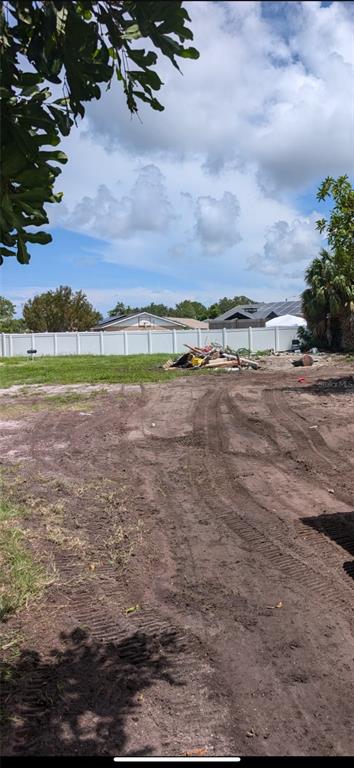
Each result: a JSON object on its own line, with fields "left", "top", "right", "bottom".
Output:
{"left": 95, "top": 313, "right": 126, "bottom": 327}
{"left": 213, "top": 300, "right": 303, "bottom": 322}
{"left": 214, "top": 304, "right": 261, "bottom": 322}
{"left": 94, "top": 311, "right": 186, "bottom": 329}
{"left": 165, "top": 317, "right": 209, "bottom": 329}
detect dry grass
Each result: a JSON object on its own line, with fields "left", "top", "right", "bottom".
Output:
{"left": 0, "top": 391, "right": 102, "bottom": 420}
{"left": 107, "top": 519, "right": 144, "bottom": 570}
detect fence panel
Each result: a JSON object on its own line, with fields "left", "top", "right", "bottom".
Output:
{"left": 125, "top": 332, "right": 149, "bottom": 355}
{"left": 56, "top": 333, "right": 77, "bottom": 355}
{"left": 278, "top": 327, "right": 298, "bottom": 351}
{"left": 100, "top": 332, "right": 125, "bottom": 355}
{"left": 0, "top": 325, "right": 297, "bottom": 358}
{"left": 79, "top": 332, "right": 101, "bottom": 355}
{"left": 149, "top": 332, "right": 173, "bottom": 354}
{"left": 252, "top": 327, "right": 276, "bottom": 351}
{"left": 32, "top": 333, "right": 55, "bottom": 356}
{"left": 11, "top": 334, "right": 34, "bottom": 356}
{"left": 226, "top": 329, "right": 249, "bottom": 350}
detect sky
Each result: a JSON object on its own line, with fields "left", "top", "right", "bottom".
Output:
{"left": 1, "top": 0, "right": 354, "bottom": 317}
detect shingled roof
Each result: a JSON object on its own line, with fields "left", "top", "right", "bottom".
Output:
{"left": 214, "top": 300, "right": 303, "bottom": 323}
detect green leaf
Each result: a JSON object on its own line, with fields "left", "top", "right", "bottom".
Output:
{"left": 1, "top": 146, "right": 28, "bottom": 177}
{"left": 121, "top": 24, "right": 141, "bottom": 41}
{"left": 17, "top": 5, "right": 32, "bottom": 24}
{"left": 0, "top": 247, "right": 16, "bottom": 258}
{"left": 22, "top": 85, "right": 40, "bottom": 97}
{"left": 56, "top": 6, "right": 68, "bottom": 35}
{"left": 17, "top": 232, "right": 30, "bottom": 264}
{"left": 48, "top": 105, "right": 72, "bottom": 136}
{"left": 25, "top": 231, "right": 52, "bottom": 244}
{"left": 129, "top": 69, "right": 163, "bottom": 91}
{"left": 15, "top": 188, "right": 53, "bottom": 203}
{"left": 38, "top": 150, "right": 68, "bottom": 164}
{"left": 179, "top": 46, "right": 199, "bottom": 60}
{"left": 16, "top": 166, "right": 51, "bottom": 185}
{"left": 128, "top": 49, "right": 158, "bottom": 68}
{"left": 2, "top": 195, "right": 16, "bottom": 227}
{"left": 32, "top": 132, "right": 61, "bottom": 147}
{"left": 132, "top": 90, "right": 164, "bottom": 111}
{"left": 18, "top": 73, "right": 43, "bottom": 87}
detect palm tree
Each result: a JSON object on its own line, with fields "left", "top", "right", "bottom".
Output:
{"left": 302, "top": 249, "right": 354, "bottom": 349}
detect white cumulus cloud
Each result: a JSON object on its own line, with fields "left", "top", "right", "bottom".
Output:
{"left": 195, "top": 192, "right": 242, "bottom": 254}
{"left": 248, "top": 214, "right": 323, "bottom": 275}
{"left": 66, "top": 165, "right": 174, "bottom": 239}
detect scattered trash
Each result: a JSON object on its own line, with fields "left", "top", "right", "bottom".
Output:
{"left": 266, "top": 601, "right": 283, "bottom": 609}
{"left": 151, "top": 423, "right": 156, "bottom": 427}
{"left": 162, "top": 343, "right": 261, "bottom": 372}
{"left": 183, "top": 747, "right": 208, "bottom": 757}
{"left": 297, "top": 377, "right": 305, "bottom": 383}
{"left": 292, "top": 354, "right": 313, "bottom": 367}
{"left": 310, "top": 347, "right": 318, "bottom": 354}
{"left": 125, "top": 604, "right": 140, "bottom": 614}
{"left": 309, "top": 425, "right": 318, "bottom": 430}
{"left": 246, "top": 729, "right": 256, "bottom": 738}
{"left": 328, "top": 488, "right": 335, "bottom": 494}
{"left": 291, "top": 338, "right": 302, "bottom": 352}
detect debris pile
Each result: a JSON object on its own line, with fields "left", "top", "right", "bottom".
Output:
{"left": 162, "top": 343, "right": 261, "bottom": 372}
{"left": 292, "top": 354, "right": 314, "bottom": 368}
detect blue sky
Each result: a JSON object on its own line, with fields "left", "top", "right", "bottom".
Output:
{"left": 1, "top": 0, "right": 353, "bottom": 316}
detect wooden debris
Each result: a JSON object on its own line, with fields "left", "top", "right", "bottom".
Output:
{"left": 164, "top": 343, "right": 262, "bottom": 373}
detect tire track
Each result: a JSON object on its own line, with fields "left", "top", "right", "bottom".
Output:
{"left": 21, "top": 398, "right": 233, "bottom": 756}
{"left": 186, "top": 385, "right": 354, "bottom": 611}
{"left": 264, "top": 388, "right": 342, "bottom": 469}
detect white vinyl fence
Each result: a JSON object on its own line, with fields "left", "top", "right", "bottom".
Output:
{"left": 0, "top": 326, "right": 298, "bottom": 358}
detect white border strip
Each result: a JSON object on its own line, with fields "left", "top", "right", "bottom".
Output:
{"left": 114, "top": 759, "right": 241, "bottom": 763}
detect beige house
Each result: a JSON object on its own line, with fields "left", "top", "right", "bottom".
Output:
{"left": 93, "top": 311, "right": 209, "bottom": 332}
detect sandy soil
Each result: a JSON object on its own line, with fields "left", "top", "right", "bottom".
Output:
{"left": 1, "top": 360, "right": 354, "bottom": 757}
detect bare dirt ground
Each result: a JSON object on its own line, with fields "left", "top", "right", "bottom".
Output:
{"left": 1, "top": 360, "right": 354, "bottom": 757}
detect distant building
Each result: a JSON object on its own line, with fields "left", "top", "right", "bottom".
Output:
{"left": 209, "top": 300, "right": 303, "bottom": 329}
{"left": 93, "top": 311, "right": 208, "bottom": 332}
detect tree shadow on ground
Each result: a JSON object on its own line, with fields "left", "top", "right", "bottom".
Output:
{"left": 301, "top": 510, "right": 354, "bottom": 584}
{"left": 1, "top": 626, "right": 182, "bottom": 756}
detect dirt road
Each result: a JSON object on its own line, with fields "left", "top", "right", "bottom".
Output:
{"left": 1, "top": 363, "right": 354, "bottom": 756}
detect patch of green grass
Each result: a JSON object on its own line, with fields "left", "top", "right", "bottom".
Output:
{"left": 0, "top": 354, "right": 217, "bottom": 388}
{"left": 0, "top": 500, "right": 50, "bottom": 620}
{"left": 0, "top": 499, "right": 21, "bottom": 522}
{"left": 252, "top": 349, "right": 273, "bottom": 357}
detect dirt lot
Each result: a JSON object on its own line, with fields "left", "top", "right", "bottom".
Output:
{"left": 1, "top": 360, "right": 354, "bottom": 756}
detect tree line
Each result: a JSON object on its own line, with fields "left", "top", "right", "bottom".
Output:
{"left": 0, "top": 290, "right": 254, "bottom": 333}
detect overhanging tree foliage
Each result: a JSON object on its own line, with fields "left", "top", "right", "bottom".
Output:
{"left": 0, "top": 1, "right": 199, "bottom": 265}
